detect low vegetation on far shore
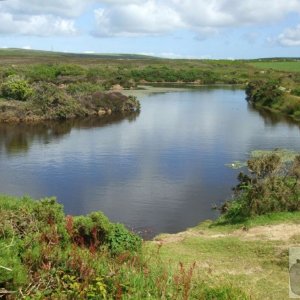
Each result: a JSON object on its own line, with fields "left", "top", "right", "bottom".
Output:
{"left": 0, "top": 49, "right": 300, "bottom": 124}
{"left": 0, "top": 74, "right": 140, "bottom": 123}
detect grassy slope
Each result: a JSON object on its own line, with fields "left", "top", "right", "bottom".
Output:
{"left": 148, "top": 212, "right": 300, "bottom": 299}
{"left": 248, "top": 61, "right": 300, "bottom": 73}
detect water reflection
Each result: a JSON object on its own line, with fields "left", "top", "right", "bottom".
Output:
{"left": 247, "top": 103, "right": 300, "bottom": 128}
{"left": 0, "top": 112, "right": 139, "bottom": 155}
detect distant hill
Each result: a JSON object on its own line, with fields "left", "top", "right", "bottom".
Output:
{"left": 0, "top": 48, "right": 158, "bottom": 60}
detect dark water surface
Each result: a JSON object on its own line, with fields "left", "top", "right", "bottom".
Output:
{"left": 1, "top": 87, "right": 300, "bottom": 237}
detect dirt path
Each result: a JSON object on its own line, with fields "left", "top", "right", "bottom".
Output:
{"left": 154, "top": 223, "right": 300, "bottom": 244}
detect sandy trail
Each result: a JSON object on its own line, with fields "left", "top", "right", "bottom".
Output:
{"left": 154, "top": 223, "right": 300, "bottom": 244}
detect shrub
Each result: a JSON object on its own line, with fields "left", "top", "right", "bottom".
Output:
{"left": 89, "top": 92, "right": 140, "bottom": 113}
{"left": 106, "top": 223, "right": 142, "bottom": 255}
{"left": 25, "top": 64, "right": 86, "bottom": 83}
{"left": 291, "top": 87, "right": 300, "bottom": 97}
{"left": 222, "top": 153, "right": 300, "bottom": 222}
{"left": 72, "top": 212, "right": 112, "bottom": 248}
{"left": 30, "top": 82, "right": 85, "bottom": 119}
{"left": 1, "top": 75, "right": 33, "bottom": 101}
{"left": 72, "top": 213, "right": 141, "bottom": 255}
{"left": 25, "top": 64, "right": 58, "bottom": 82}
{"left": 245, "top": 80, "right": 283, "bottom": 106}
{"left": 66, "top": 82, "right": 104, "bottom": 95}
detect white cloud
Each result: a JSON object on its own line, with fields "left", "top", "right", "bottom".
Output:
{"left": 275, "top": 24, "right": 300, "bottom": 46}
{"left": 0, "top": 13, "right": 77, "bottom": 36}
{"left": 93, "top": 1, "right": 183, "bottom": 37}
{"left": 92, "top": 0, "right": 300, "bottom": 38}
{"left": 0, "top": 0, "right": 300, "bottom": 38}
{"left": 0, "top": 0, "right": 91, "bottom": 18}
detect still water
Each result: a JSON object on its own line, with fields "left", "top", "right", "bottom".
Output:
{"left": 1, "top": 87, "right": 300, "bottom": 237}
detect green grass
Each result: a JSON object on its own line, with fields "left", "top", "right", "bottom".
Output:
{"left": 249, "top": 61, "right": 300, "bottom": 73}
{"left": 149, "top": 211, "right": 299, "bottom": 299}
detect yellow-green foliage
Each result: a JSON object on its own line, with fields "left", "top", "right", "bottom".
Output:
{"left": 30, "top": 81, "right": 85, "bottom": 119}
{"left": 1, "top": 75, "right": 33, "bottom": 101}
{"left": 0, "top": 195, "right": 144, "bottom": 298}
{"left": 246, "top": 79, "right": 300, "bottom": 120}
{"left": 222, "top": 152, "right": 300, "bottom": 222}
{"left": 0, "top": 195, "right": 251, "bottom": 299}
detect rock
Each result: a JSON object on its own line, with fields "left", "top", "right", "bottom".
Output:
{"left": 98, "top": 108, "right": 106, "bottom": 116}
{"left": 111, "top": 84, "right": 124, "bottom": 91}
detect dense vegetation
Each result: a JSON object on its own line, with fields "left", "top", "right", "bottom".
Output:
{"left": 1, "top": 49, "right": 300, "bottom": 123}
{"left": 246, "top": 79, "right": 300, "bottom": 120}
{"left": 221, "top": 151, "right": 300, "bottom": 223}
{"left": 0, "top": 75, "right": 140, "bottom": 122}
{"left": 0, "top": 195, "right": 248, "bottom": 299}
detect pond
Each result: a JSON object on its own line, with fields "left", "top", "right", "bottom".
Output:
{"left": 1, "top": 86, "right": 300, "bottom": 237}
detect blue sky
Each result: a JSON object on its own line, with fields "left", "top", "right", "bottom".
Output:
{"left": 0, "top": 0, "right": 300, "bottom": 59}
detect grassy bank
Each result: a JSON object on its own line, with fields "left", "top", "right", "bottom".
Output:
{"left": 151, "top": 213, "right": 297, "bottom": 299}
{"left": 246, "top": 79, "right": 300, "bottom": 122}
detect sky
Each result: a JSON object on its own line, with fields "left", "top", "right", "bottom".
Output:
{"left": 0, "top": 0, "right": 300, "bottom": 59}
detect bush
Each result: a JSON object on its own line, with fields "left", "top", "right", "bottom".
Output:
{"left": 246, "top": 80, "right": 283, "bottom": 106}
{"left": 25, "top": 64, "right": 58, "bottom": 82}
{"left": 30, "top": 82, "right": 85, "bottom": 119}
{"left": 25, "top": 64, "right": 86, "bottom": 83}
{"left": 72, "top": 213, "right": 142, "bottom": 255}
{"left": 72, "top": 212, "right": 112, "bottom": 248}
{"left": 0, "top": 195, "right": 144, "bottom": 297}
{"left": 222, "top": 153, "right": 300, "bottom": 222}
{"left": 291, "top": 87, "right": 300, "bottom": 97}
{"left": 106, "top": 223, "right": 142, "bottom": 256}
{"left": 1, "top": 75, "right": 33, "bottom": 101}
{"left": 66, "top": 82, "right": 104, "bottom": 95}
{"left": 89, "top": 92, "right": 140, "bottom": 113}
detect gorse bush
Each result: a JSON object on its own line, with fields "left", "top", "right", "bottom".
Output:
{"left": 222, "top": 152, "right": 300, "bottom": 222}
{"left": 90, "top": 91, "right": 140, "bottom": 113}
{"left": 246, "top": 80, "right": 283, "bottom": 106}
{"left": 0, "top": 195, "right": 234, "bottom": 299}
{"left": 245, "top": 80, "right": 300, "bottom": 120}
{"left": 1, "top": 75, "right": 33, "bottom": 101}
{"left": 30, "top": 82, "right": 85, "bottom": 119}
{"left": 0, "top": 195, "right": 144, "bottom": 298}
{"left": 106, "top": 223, "right": 142, "bottom": 256}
